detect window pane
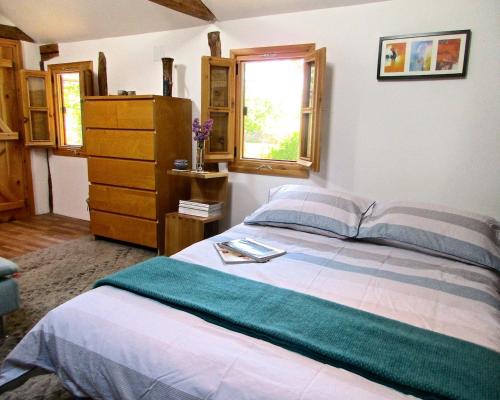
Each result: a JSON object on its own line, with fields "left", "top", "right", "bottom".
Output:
{"left": 30, "top": 111, "right": 49, "bottom": 140}
{"left": 27, "top": 77, "right": 46, "bottom": 107}
{"left": 303, "top": 61, "right": 315, "bottom": 108}
{"left": 209, "top": 112, "right": 228, "bottom": 152}
{"left": 300, "top": 112, "right": 313, "bottom": 158}
{"left": 242, "top": 59, "right": 303, "bottom": 161}
{"left": 210, "top": 66, "right": 229, "bottom": 107}
{"left": 60, "top": 72, "right": 83, "bottom": 146}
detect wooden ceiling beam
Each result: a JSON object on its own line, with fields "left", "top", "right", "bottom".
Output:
{"left": 148, "top": 0, "right": 216, "bottom": 22}
{"left": 40, "top": 43, "right": 59, "bottom": 62}
{"left": 0, "top": 24, "right": 34, "bottom": 42}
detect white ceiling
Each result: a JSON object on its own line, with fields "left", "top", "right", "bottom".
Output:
{"left": 0, "top": 0, "right": 387, "bottom": 43}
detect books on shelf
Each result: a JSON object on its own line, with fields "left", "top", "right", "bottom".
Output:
{"left": 178, "top": 199, "right": 223, "bottom": 218}
{"left": 179, "top": 199, "right": 222, "bottom": 210}
{"left": 178, "top": 207, "right": 222, "bottom": 218}
{"left": 217, "top": 238, "right": 286, "bottom": 263}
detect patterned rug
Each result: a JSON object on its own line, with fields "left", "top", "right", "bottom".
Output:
{"left": 0, "top": 236, "right": 154, "bottom": 399}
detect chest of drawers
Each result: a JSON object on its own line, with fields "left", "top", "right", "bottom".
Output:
{"left": 84, "top": 95, "right": 192, "bottom": 253}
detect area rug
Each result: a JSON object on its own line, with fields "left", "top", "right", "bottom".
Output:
{"left": 0, "top": 235, "right": 154, "bottom": 400}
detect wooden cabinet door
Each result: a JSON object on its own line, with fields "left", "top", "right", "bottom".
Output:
{"left": 0, "top": 39, "right": 32, "bottom": 221}
{"left": 201, "top": 56, "right": 236, "bottom": 162}
{"left": 20, "top": 69, "right": 56, "bottom": 147}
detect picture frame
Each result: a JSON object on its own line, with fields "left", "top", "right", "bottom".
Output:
{"left": 377, "top": 30, "right": 471, "bottom": 80}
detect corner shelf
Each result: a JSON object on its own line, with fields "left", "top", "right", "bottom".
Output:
{"left": 167, "top": 170, "right": 228, "bottom": 179}
{"left": 167, "top": 211, "right": 223, "bottom": 224}
{"left": 165, "top": 169, "right": 228, "bottom": 255}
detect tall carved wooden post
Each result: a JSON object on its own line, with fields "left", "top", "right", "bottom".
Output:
{"left": 39, "top": 43, "right": 59, "bottom": 213}
{"left": 207, "top": 31, "right": 221, "bottom": 57}
{"left": 98, "top": 52, "right": 108, "bottom": 96}
{"left": 161, "top": 57, "right": 173, "bottom": 97}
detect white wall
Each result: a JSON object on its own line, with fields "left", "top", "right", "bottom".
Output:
{"left": 29, "top": 0, "right": 500, "bottom": 223}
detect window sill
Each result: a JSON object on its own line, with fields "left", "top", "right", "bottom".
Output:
{"left": 229, "top": 160, "right": 309, "bottom": 178}
{"left": 52, "top": 147, "right": 86, "bottom": 158}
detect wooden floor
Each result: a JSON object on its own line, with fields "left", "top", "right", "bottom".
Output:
{"left": 0, "top": 214, "right": 90, "bottom": 259}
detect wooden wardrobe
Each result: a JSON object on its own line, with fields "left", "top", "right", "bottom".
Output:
{"left": 84, "top": 95, "right": 192, "bottom": 254}
{"left": 0, "top": 38, "right": 33, "bottom": 222}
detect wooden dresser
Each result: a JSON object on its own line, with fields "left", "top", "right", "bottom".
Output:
{"left": 83, "top": 95, "right": 192, "bottom": 253}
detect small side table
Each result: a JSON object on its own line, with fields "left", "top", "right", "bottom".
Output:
{"left": 165, "top": 170, "right": 228, "bottom": 256}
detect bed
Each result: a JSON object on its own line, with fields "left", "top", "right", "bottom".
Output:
{"left": 0, "top": 185, "right": 499, "bottom": 399}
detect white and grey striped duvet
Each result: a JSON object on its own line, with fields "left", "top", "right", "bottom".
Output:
{"left": 1, "top": 224, "right": 498, "bottom": 399}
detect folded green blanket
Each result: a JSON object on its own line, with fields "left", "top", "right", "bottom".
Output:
{"left": 95, "top": 257, "right": 500, "bottom": 400}
{"left": 0, "top": 257, "right": 18, "bottom": 278}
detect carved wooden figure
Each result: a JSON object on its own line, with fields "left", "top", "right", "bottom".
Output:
{"left": 98, "top": 52, "right": 108, "bottom": 96}
{"left": 207, "top": 31, "right": 221, "bottom": 57}
{"left": 161, "top": 57, "right": 173, "bottom": 97}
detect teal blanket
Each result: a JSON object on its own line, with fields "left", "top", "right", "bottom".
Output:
{"left": 95, "top": 257, "right": 500, "bottom": 400}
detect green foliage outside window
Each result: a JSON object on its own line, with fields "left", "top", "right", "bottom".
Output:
{"left": 62, "top": 73, "right": 83, "bottom": 146}
{"left": 243, "top": 97, "right": 299, "bottom": 161}
{"left": 266, "top": 131, "right": 299, "bottom": 161}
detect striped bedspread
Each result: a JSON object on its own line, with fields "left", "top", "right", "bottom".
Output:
{"left": 1, "top": 223, "right": 499, "bottom": 399}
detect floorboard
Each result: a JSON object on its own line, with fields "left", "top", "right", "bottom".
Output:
{"left": 0, "top": 214, "right": 90, "bottom": 259}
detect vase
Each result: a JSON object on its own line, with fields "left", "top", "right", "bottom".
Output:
{"left": 195, "top": 142, "right": 205, "bottom": 172}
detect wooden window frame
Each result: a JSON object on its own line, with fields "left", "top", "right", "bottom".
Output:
{"left": 48, "top": 61, "right": 93, "bottom": 157}
{"left": 230, "top": 43, "right": 315, "bottom": 178}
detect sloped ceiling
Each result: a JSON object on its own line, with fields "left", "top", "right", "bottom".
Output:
{"left": 0, "top": 0, "right": 387, "bottom": 43}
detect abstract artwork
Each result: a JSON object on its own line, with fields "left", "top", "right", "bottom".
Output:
{"left": 409, "top": 40, "right": 433, "bottom": 71}
{"left": 436, "top": 39, "right": 461, "bottom": 70}
{"left": 377, "top": 30, "right": 471, "bottom": 80}
{"left": 384, "top": 42, "right": 406, "bottom": 73}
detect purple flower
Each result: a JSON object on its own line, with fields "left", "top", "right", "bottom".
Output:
{"left": 192, "top": 117, "right": 214, "bottom": 143}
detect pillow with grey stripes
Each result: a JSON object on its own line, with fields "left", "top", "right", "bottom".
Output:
{"left": 244, "top": 185, "right": 375, "bottom": 238}
{"left": 358, "top": 201, "right": 500, "bottom": 272}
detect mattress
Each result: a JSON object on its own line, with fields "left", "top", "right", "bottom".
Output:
{"left": 1, "top": 223, "right": 499, "bottom": 399}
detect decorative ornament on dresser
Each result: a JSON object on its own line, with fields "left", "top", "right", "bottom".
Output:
{"left": 162, "top": 57, "right": 174, "bottom": 96}
{"left": 192, "top": 117, "right": 214, "bottom": 172}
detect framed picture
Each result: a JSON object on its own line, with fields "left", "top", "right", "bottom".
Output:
{"left": 377, "top": 30, "right": 471, "bottom": 80}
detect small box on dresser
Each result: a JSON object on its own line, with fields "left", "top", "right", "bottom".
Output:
{"left": 84, "top": 95, "right": 192, "bottom": 254}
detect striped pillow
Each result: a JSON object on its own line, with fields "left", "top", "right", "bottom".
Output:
{"left": 358, "top": 201, "right": 500, "bottom": 271}
{"left": 244, "top": 185, "right": 375, "bottom": 238}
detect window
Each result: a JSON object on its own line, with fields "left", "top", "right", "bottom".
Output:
{"left": 201, "top": 44, "right": 326, "bottom": 177}
{"left": 49, "top": 61, "right": 93, "bottom": 156}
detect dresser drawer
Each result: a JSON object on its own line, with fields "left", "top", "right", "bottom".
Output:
{"left": 84, "top": 99, "right": 154, "bottom": 129}
{"left": 86, "top": 129, "right": 155, "bottom": 160}
{"left": 89, "top": 184, "right": 157, "bottom": 220}
{"left": 88, "top": 157, "right": 156, "bottom": 190}
{"left": 91, "top": 210, "right": 157, "bottom": 248}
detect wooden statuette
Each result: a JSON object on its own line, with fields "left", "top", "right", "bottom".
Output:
{"left": 161, "top": 57, "right": 173, "bottom": 97}
{"left": 208, "top": 31, "right": 221, "bottom": 57}
{"left": 98, "top": 52, "right": 108, "bottom": 96}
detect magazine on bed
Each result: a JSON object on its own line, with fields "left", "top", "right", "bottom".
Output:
{"left": 214, "top": 243, "right": 258, "bottom": 264}
{"left": 217, "top": 238, "right": 286, "bottom": 262}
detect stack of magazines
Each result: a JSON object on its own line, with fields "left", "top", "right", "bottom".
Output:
{"left": 178, "top": 199, "right": 223, "bottom": 218}
{"left": 214, "top": 238, "right": 286, "bottom": 264}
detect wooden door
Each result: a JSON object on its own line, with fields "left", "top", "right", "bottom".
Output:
{"left": 0, "top": 38, "right": 33, "bottom": 221}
